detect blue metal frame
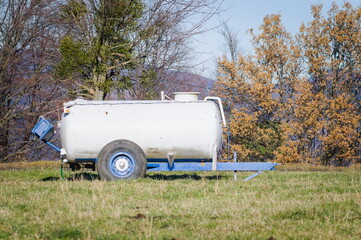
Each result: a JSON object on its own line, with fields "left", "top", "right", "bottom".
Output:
{"left": 45, "top": 142, "right": 60, "bottom": 152}
{"left": 146, "top": 162, "right": 279, "bottom": 181}
{"left": 75, "top": 158, "right": 97, "bottom": 163}
{"left": 243, "top": 171, "right": 264, "bottom": 181}
{"left": 147, "top": 158, "right": 212, "bottom": 163}
{"left": 147, "top": 162, "right": 278, "bottom": 171}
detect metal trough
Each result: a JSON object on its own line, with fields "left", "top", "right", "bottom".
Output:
{"left": 31, "top": 117, "right": 60, "bottom": 152}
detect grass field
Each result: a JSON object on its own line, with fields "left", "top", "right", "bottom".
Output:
{"left": 0, "top": 163, "right": 360, "bottom": 240}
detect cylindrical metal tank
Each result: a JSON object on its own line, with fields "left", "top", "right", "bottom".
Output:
{"left": 60, "top": 97, "right": 223, "bottom": 163}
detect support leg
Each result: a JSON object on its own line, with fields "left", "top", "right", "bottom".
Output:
{"left": 243, "top": 171, "right": 263, "bottom": 181}
{"left": 212, "top": 144, "right": 218, "bottom": 171}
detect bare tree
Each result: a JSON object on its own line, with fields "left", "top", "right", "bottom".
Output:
{"left": 0, "top": 0, "right": 63, "bottom": 162}
{"left": 219, "top": 23, "right": 241, "bottom": 63}
{"left": 128, "top": 0, "right": 224, "bottom": 99}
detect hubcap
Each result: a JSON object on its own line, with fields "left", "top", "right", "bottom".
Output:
{"left": 108, "top": 152, "right": 135, "bottom": 178}
{"left": 115, "top": 157, "right": 129, "bottom": 171}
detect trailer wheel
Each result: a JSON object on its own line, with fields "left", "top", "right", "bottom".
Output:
{"left": 96, "top": 140, "right": 147, "bottom": 180}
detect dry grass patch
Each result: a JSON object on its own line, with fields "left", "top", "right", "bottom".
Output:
{"left": 277, "top": 162, "right": 361, "bottom": 171}
{"left": 0, "top": 161, "right": 58, "bottom": 171}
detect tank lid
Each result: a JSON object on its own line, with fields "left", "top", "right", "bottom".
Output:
{"left": 173, "top": 92, "right": 200, "bottom": 101}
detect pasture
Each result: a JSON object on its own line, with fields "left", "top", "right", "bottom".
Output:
{"left": 0, "top": 163, "right": 360, "bottom": 239}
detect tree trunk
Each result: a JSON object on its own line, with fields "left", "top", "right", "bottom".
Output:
{"left": 0, "top": 122, "right": 9, "bottom": 162}
{"left": 0, "top": 82, "right": 11, "bottom": 162}
{"left": 93, "top": 87, "right": 105, "bottom": 101}
{"left": 92, "top": 71, "right": 107, "bottom": 100}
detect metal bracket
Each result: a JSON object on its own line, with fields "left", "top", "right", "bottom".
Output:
{"left": 212, "top": 144, "right": 217, "bottom": 171}
{"left": 167, "top": 153, "right": 175, "bottom": 170}
{"left": 243, "top": 171, "right": 263, "bottom": 181}
{"left": 233, "top": 151, "right": 237, "bottom": 181}
{"left": 45, "top": 141, "right": 60, "bottom": 152}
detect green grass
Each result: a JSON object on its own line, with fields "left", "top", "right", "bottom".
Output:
{"left": 0, "top": 166, "right": 360, "bottom": 239}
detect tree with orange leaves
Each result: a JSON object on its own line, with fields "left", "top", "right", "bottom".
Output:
{"left": 215, "top": 2, "right": 361, "bottom": 165}
{"left": 290, "top": 2, "right": 361, "bottom": 165}
{"left": 214, "top": 14, "right": 300, "bottom": 161}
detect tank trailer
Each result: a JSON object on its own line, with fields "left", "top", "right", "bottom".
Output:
{"left": 32, "top": 92, "right": 278, "bottom": 180}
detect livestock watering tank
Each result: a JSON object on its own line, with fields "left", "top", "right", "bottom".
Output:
{"left": 61, "top": 94, "right": 223, "bottom": 164}
{"left": 31, "top": 92, "right": 278, "bottom": 181}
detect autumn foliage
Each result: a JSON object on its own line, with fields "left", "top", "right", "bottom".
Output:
{"left": 214, "top": 2, "right": 361, "bottom": 165}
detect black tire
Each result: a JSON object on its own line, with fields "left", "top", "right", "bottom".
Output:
{"left": 96, "top": 140, "right": 147, "bottom": 181}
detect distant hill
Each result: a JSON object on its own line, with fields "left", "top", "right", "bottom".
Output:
{"left": 109, "top": 71, "right": 215, "bottom": 100}
{"left": 157, "top": 71, "right": 215, "bottom": 99}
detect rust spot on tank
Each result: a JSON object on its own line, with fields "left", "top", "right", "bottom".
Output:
{"left": 147, "top": 148, "right": 160, "bottom": 154}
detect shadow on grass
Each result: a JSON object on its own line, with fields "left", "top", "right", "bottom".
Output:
{"left": 147, "top": 173, "right": 223, "bottom": 181}
{"left": 40, "top": 172, "right": 99, "bottom": 181}
{"left": 68, "top": 172, "right": 100, "bottom": 181}
{"left": 41, "top": 176, "right": 60, "bottom": 181}
{"left": 40, "top": 172, "right": 223, "bottom": 181}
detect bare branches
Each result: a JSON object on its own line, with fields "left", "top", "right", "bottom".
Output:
{"left": 56, "top": 0, "right": 223, "bottom": 100}
{"left": 219, "top": 23, "right": 240, "bottom": 63}
{"left": 0, "top": 0, "right": 63, "bottom": 162}
{"left": 126, "top": 0, "right": 223, "bottom": 98}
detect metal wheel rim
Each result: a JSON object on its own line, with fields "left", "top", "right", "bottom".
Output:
{"left": 108, "top": 151, "right": 135, "bottom": 178}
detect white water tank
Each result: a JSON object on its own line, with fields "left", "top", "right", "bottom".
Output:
{"left": 60, "top": 95, "right": 224, "bottom": 163}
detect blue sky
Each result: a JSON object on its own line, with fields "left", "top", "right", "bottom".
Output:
{"left": 193, "top": 0, "right": 361, "bottom": 78}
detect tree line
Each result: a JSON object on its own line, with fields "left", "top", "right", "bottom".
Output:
{"left": 214, "top": 2, "right": 361, "bottom": 166}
